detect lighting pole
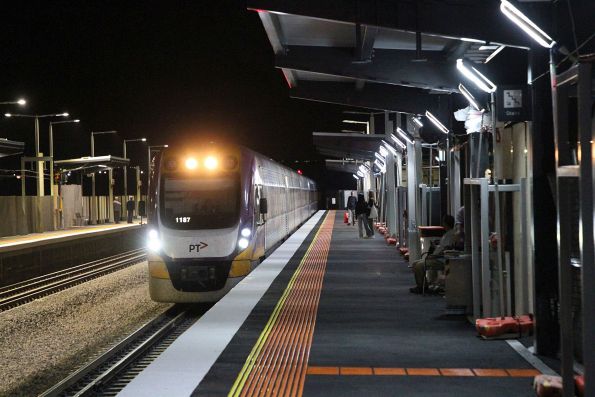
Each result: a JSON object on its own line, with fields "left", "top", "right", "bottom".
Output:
{"left": 49, "top": 119, "right": 80, "bottom": 196}
{"left": 123, "top": 138, "right": 147, "bottom": 221}
{"left": 0, "top": 98, "right": 26, "bottom": 106}
{"left": 90, "top": 130, "right": 117, "bottom": 224}
{"left": 5, "top": 111, "right": 69, "bottom": 196}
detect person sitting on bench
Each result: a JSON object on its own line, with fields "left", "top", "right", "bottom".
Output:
{"left": 410, "top": 214, "right": 456, "bottom": 294}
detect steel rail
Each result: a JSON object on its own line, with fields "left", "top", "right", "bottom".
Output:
{"left": 40, "top": 305, "right": 197, "bottom": 397}
{"left": 0, "top": 249, "right": 146, "bottom": 311}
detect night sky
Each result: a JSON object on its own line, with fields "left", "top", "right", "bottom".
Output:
{"left": 0, "top": 1, "right": 355, "bottom": 195}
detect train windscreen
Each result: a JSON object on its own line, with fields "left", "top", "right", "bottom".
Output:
{"left": 160, "top": 175, "right": 240, "bottom": 230}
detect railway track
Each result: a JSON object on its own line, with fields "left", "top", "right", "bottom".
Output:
{"left": 0, "top": 248, "right": 147, "bottom": 312}
{"left": 40, "top": 305, "right": 205, "bottom": 397}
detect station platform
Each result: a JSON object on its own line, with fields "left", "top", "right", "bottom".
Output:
{"left": 0, "top": 222, "right": 142, "bottom": 253}
{"left": 120, "top": 210, "right": 548, "bottom": 397}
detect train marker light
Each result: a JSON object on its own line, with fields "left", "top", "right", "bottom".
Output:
{"left": 185, "top": 157, "right": 198, "bottom": 170}
{"left": 238, "top": 238, "right": 249, "bottom": 249}
{"left": 241, "top": 228, "right": 251, "bottom": 237}
{"left": 500, "top": 0, "right": 555, "bottom": 48}
{"left": 204, "top": 156, "right": 218, "bottom": 170}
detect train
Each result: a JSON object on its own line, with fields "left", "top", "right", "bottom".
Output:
{"left": 146, "top": 144, "right": 318, "bottom": 302}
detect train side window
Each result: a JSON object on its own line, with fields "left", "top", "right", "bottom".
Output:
{"left": 255, "top": 185, "right": 266, "bottom": 225}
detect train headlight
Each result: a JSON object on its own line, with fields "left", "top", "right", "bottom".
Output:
{"left": 238, "top": 237, "right": 249, "bottom": 249}
{"left": 204, "top": 156, "right": 218, "bottom": 170}
{"left": 185, "top": 157, "right": 198, "bottom": 170}
{"left": 147, "top": 229, "right": 162, "bottom": 252}
{"left": 241, "top": 228, "right": 251, "bottom": 237}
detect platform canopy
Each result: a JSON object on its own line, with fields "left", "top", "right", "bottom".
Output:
{"left": 313, "top": 132, "right": 392, "bottom": 161}
{"left": 55, "top": 155, "right": 130, "bottom": 173}
{"left": 248, "top": 0, "right": 535, "bottom": 116}
{"left": 0, "top": 138, "right": 25, "bottom": 158}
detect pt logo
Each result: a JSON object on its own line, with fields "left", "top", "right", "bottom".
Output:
{"left": 189, "top": 242, "right": 208, "bottom": 253}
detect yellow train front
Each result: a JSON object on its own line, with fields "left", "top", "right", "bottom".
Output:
{"left": 146, "top": 145, "right": 317, "bottom": 302}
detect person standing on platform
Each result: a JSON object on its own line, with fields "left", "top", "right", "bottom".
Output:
{"left": 113, "top": 199, "right": 122, "bottom": 224}
{"left": 126, "top": 196, "right": 135, "bottom": 223}
{"left": 367, "top": 191, "right": 378, "bottom": 238}
{"left": 346, "top": 192, "right": 357, "bottom": 226}
{"left": 355, "top": 193, "right": 373, "bottom": 238}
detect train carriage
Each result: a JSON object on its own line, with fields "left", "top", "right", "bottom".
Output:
{"left": 146, "top": 144, "right": 317, "bottom": 302}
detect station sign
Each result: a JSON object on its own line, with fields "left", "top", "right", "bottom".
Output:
{"left": 497, "top": 85, "right": 531, "bottom": 122}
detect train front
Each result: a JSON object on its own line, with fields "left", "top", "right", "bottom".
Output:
{"left": 147, "top": 146, "right": 255, "bottom": 302}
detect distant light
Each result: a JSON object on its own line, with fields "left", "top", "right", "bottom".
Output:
{"left": 460, "top": 37, "right": 484, "bottom": 43}
{"left": 357, "top": 170, "right": 364, "bottom": 178}
{"left": 397, "top": 127, "right": 415, "bottom": 145}
{"left": 353, "top": 174, "right": 360, "bottom": 180}
{"left": 241, "top": 228, "right": 251, "bottom": 237}
{"left": 500, "top": 0, "right": 555, "bottom": 48}
{"left": 74, "top": 119, "right": 81, "bottom": 123}
{"left": 458, "top": 84, "right": 484, "bottom": 112}
{"left": 484, "top": 45, "right": 505, "bottom": 64}
{"left": 204, "top": 156, "right": 218, "bottom": 170}
{"left": 412, "top": 117, "right": 424, "bottom": 128}
{"left": 381, "top": 140, "right": 398, "bottom": 156}
{"left": 17, "top": 99, "right": 26, "bottom": 106}
{"left": 478, "top": 45, "right": 500, "bottom": 51}
{"left": 456, "top": 59, "right": 497, "bottom": 93}
{"left": 141, "top": 138, "right": 147, "bottom": 142}
{"left": 425, "top": 111, "right": 450, "bottom": 134}
{"left": 297, "top": 169, "right": 303, "bottom": 175}
{"left": 185, "top": 157, "right": 198, "bottom": 170}
{"left": 140, "top": 170, "right": 144, "bottom": 174}
{"left": 378, "top": 145, "right": 389, "bottom": 157}
{"left": 5, "top": 113, "right": 11, "bottom": 117}
{"left": 164, "top": 144, "right": 169, "bottom": 148}
{"left": 16, "top": 175, "right": 21, "bottom": 179}
{"left": 374, "top": 152, "right": 385, "bottom": 162}
{"left": 61, "top": 112, "right": 69, "bottom": 117}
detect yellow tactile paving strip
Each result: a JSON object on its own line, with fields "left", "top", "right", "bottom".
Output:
{"left": 305, "top": 366, "right": 541, "bottom": 378}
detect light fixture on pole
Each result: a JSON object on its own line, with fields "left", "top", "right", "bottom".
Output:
{"left": 352, "top": 174, "right": 360, "bottom": 180}
{"left": 378, "top": 145, "right": 389, "bottom": 158}
{"left": 49, "top": 119, "right": 80, "bottom": 197}
{"left": 374, "top": 152, "right": 385, "bottom": 162}
{"left": 356, "top": 170, "right": 364, "bottom": 178}
{"left": 500, "top": 0, "right": 555, "bottom": 48}
{"left": 456, "top": 59, "right": 497, "bottom": 93}
{"left": 412, "top": 116, "right": 424, "bottom": 128}
{"left": 342, "top": 120, "right": 370, "bottom": 134}
{"left": 0, "top": 98, "right": 27, "bottom": 106}
{"left": 381, "top": 140, "right": 398, "bottom": 156}
{"left": 390, "top": 134, "right": 407, "bottom": 150}
{"left": 5, "top": 112, "right": 70, "bottom": 196}
{"left": 425, "top": 111, "right": 450, "bottom": 134}
{"left": 396, "top": 127, "right": 415, "bottom": 145}
{"left": 484, "top": 45, "right": 505, "bottom": 64}
{"left": 458, "top": 84, "right": 485, "bottom": 112}
{"left": 358, "top": 164, "right": 369, "bottom": 173}
{"left": 374, "top": 159, "right": 386, "bottom": 173}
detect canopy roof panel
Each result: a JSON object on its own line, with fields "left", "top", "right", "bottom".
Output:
{"left": 0, "top": 138, "right": 24, "bottom": 158}
{"left": 55, "top": 155, "right": 130, "bottom": 173}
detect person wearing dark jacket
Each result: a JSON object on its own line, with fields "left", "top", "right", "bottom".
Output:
{"left": 355, "top": 193, "right": 373, "bottom": 238}
{"left": 367, "top": 191, "right": 377, "bottom": 238}
{"left": 126, "top": 196, "right": 135, "bottom": 223}
{"left": 346, "top": 192, "right": 357, "bottom": 226}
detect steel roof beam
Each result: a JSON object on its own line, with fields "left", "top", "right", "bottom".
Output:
{"left": 354, "top": 24, "right": 378, "bottom": 62}
{"left": 248, "top": 0, "right": 533, "bottom": 49}
{"left": 290, "top": 80, "right": 450, "bottom": 116}
{"left": 278, "top": 46, "right": 459, "bottom": 92}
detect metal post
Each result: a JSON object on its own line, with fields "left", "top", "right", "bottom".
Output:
{"left": 429, "top": 146, "right": 433, "bottom": 224}
{"left": 34, "top": 117, "right": 44, "bottom": 196}
{"left": 123, "top": 141, "right": 128, "bottom": 200}
{"left": 20, "top": 158, "right": 25, "bottom": 196}
{"left": 135, "top": 166, "right": 141, "bottom": 216}
{"left": 385, "top": 111, "right": 397, "bottom": 236}
{"left": 470, "top": 185, "right": 480, "bottom": 319}
{"left": 479, "top": 178, "right": 491, "bottom": 317}
{"left": 108, "top": 168, "right": 114, "bottom": 223}
{"left": 490, "top": 92, "right": 506, "bottom": 316}
{"left": 91, "top": 134, "right": 96, "bottom": 224}
{"left": 49, "top": 123, "right": 54, "bottom": 197}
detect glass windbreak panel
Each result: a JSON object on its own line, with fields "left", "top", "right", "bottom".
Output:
{"left": 160, "top": 175, "right": 240, "bottom": 229}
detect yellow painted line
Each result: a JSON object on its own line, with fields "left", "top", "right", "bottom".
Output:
{"left": 228, "top": 211, "right": 331, "bottom": 397}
